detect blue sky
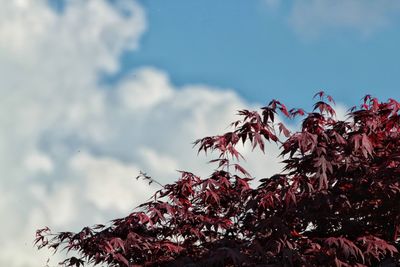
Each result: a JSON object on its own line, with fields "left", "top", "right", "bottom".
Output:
{"left": 106, "top": 0, "right": 400, "bottom": 108}
{"left": 1, "top": 1, "right": 400, "bottom": 266}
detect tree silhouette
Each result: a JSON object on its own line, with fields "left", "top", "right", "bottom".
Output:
{"left": 36, "top": 93, "right": 400, "bottom": 266}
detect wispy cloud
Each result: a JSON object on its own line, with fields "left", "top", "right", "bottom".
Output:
{"left": 264, "top": 0, "right": 400, "bottom": 39}
{"left": 264, "top": 0, "right": 281, "bottom": 10}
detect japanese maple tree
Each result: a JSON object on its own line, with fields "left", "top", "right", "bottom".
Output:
{"left": 36, "top": 93, "right": 400, "bottom": 266}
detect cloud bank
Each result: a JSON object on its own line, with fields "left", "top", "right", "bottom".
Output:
{"left": 0, "top": 0, "right": 283, "bottom": 266}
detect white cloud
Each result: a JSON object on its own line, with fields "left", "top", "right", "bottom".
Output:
{"left": 24, "top": 152, "right": 54, "bottom": 174}
{"left": 117, "top": 68, "right": 174, "bottom": 110}
{"left": 138, "top": 147, "right": 179, "bottom": 177}
{"left": 0, "top": 0, "right": 148, "bottom": 266}
{"left": 0, "top": 1, "right": 285, "bottom": 266}
{"left": 334, "top": 103, "right": 351, "bottom": 121}
{"left": 70, "top": 152, "right": 151, "bottom": 213}
{"left": 264, "top": 0, "right": 400, "bottom": 39}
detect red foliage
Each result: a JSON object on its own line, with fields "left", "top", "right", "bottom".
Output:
{"left": 36, "top": 93, "right": 400, "bottom": 266}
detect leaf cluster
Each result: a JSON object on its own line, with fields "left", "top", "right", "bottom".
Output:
{"left": 36, "top": 93, "right": 400, "bottom": 266}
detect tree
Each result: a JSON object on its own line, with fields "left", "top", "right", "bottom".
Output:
{"left": 36, "top": 93, "right": 400, "bottom": 266}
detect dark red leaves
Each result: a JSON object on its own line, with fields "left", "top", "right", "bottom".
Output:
{"left": 278, "top": 122, "right": 290, "bottom": 137}
{"left": 36, "top": 94, "right": 400, "bottom": 267}
{"left": 314, "top": 91, "right": 325, "bottom": 99}
{"left": 313, "top": 101, "right": 336, "bottom": 116}
{"left": 60, "top": 257, "right": 85, "bottom": 267}
{"left": 267, "top": 99, "right": 291, "bottom": 118}
{"left": 314, "top": 91, "right": 335, "bottom": 104}
{"left": 289, "top": 108, "right": 305, "bottom": 117}
{"left": 357, "top": 236, "right": 398, "bottom": 265}
{"left": 161, "top": 242, "right": 183, "bottom": 254}
{"left": 324, "top": 237, "right": 364, "bottom": 262}
{"left": 261, "top": 107, "right": 275, "bottom": 123}
{"left": 233, "top": 164, "right": 250, "bottom": 177}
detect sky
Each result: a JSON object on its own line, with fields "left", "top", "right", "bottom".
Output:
{"left": 116, "top": 0, "right": 400, "bottom": 107}
{"left": 0, "top": 0, "right": 399, "bottom": 266}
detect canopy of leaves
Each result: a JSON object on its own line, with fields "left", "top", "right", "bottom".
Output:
{"left": 36, "top": 93, "right": 400, "bottom": 266}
